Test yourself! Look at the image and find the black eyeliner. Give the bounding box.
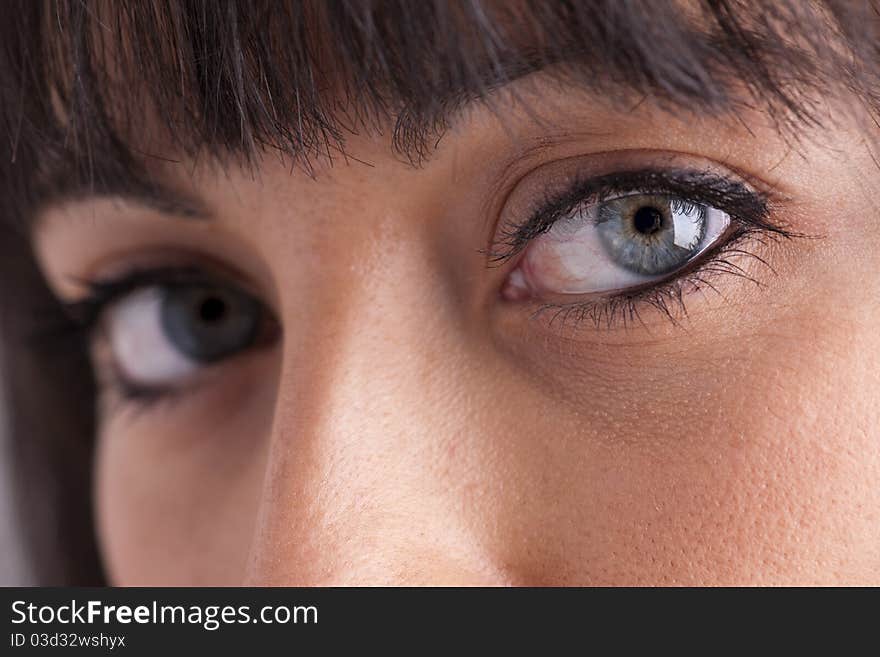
[528,224,783,331]
[490,167,787,263]
[62,266,213,331]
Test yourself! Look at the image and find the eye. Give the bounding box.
[102,281,268,391]
[503,193,730,299]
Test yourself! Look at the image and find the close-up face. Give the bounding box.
[3,0,880,586]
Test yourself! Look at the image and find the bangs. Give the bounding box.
[0,0,878,224]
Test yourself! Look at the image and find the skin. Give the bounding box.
[34,76,880,585]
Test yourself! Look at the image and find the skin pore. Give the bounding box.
[33,72,880,585]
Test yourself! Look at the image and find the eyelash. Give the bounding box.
[64,266,209,333]
[491,168,800,329]
[531,228,781,330]
[63,267,239,406]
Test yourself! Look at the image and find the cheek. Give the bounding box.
[95,321,880,585]
[93,264,880,585]
[485,256,880,584]
[683,320,880,584]
[95,355,276,585]
[482,347,880,585]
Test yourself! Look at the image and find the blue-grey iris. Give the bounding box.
[596,195,707,276]
[159,285,262,363]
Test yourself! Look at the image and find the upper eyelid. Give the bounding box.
[62,266,260,331]
[527,169,771,227]
[488,167,778,264]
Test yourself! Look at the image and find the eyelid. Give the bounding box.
[489,166,781,264]
[522,222,783,332]
[33,201,282,313]
[63,265,271,333]
[489,156,808,331]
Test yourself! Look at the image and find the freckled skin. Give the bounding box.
[36,86,880,585]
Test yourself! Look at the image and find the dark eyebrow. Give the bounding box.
[37,174,211,221]
[377,45,759,163]
[390,57,571,159]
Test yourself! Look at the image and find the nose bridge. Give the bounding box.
[244,225,505,584]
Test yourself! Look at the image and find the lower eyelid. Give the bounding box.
[513,224,783,331]
[507,191,738,297]
[93,336,255,413]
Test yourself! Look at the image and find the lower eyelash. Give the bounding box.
[87,339,188,419]
[528,226,794,331]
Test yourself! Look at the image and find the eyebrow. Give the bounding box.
[390,56,580,158]
[37,174,212,222]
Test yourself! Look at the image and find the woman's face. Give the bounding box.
[34,75,880,585]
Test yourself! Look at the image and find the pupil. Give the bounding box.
[632,206,664,235]
[198,297,226,323]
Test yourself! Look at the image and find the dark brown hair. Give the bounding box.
[1,0,878,584]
